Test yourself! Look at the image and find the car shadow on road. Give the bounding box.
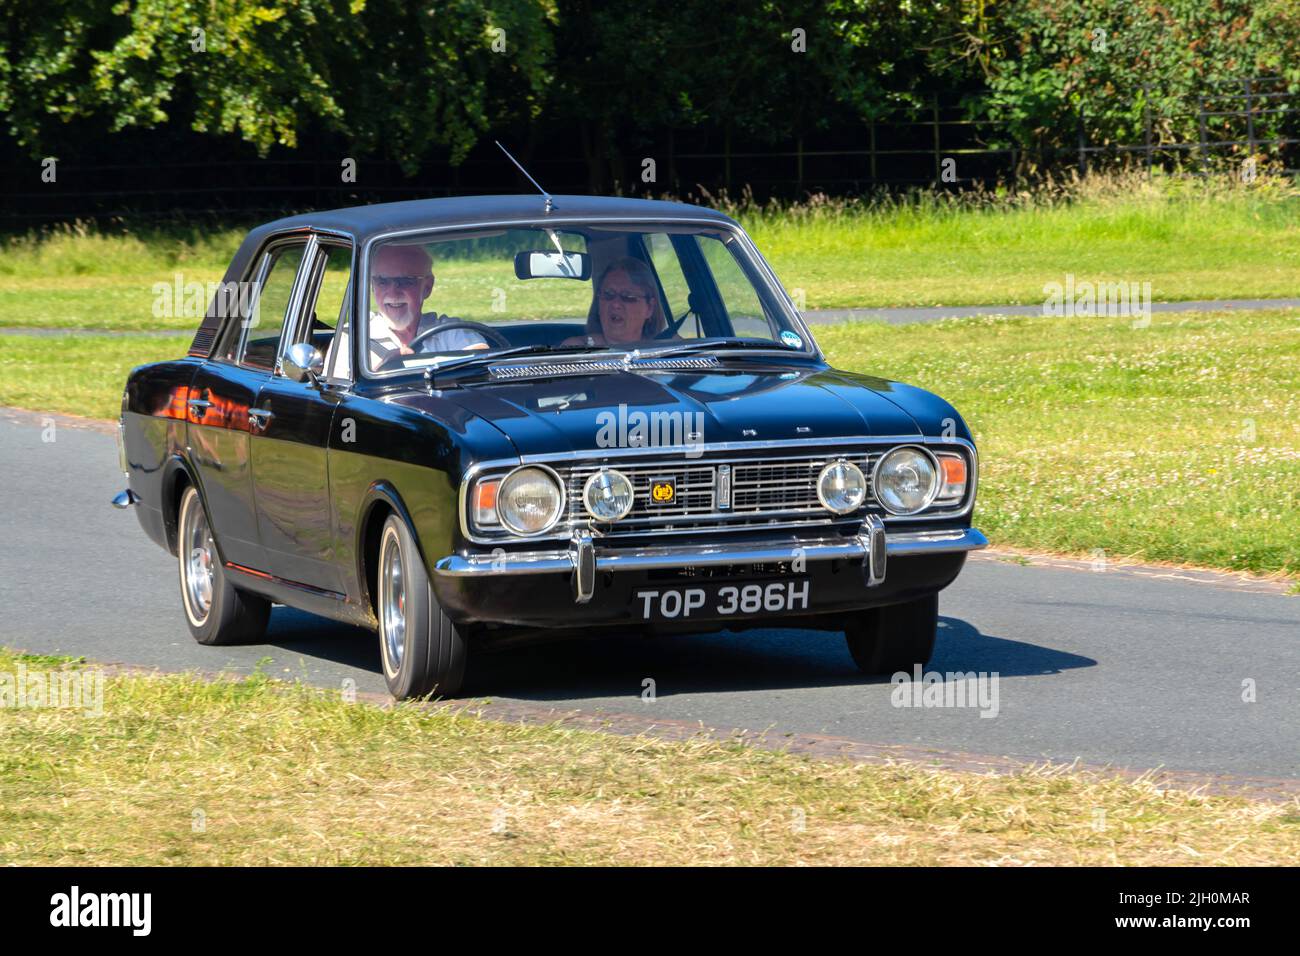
[263,608,381,673]
[464,616,1094,702]
[260,611,1094,702]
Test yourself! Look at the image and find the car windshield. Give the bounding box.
[361,224,807,375]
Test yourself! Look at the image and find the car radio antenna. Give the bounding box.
[495,140,554,214]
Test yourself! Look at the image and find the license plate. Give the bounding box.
[633,580,811,621]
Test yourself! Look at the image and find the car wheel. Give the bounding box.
[845,594,938,675]
[377,514,468,699]
[177,484,271,646]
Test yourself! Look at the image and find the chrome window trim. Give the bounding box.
[458,436,978,545]
[233,235,317,375]
[210,241,278,365]
[290,230,356,383]
[357,216,820,381]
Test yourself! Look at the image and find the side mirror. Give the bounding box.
[283,342,324,384]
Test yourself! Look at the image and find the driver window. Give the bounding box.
[302,242,351,378]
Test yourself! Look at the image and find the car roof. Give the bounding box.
[251,194,737,243]
[192,195,741,358]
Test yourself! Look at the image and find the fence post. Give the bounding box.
[1077,105,1087,177]
[1143,83,1153,179]
[932,94,942,183]
[1197,95,1208,175]
[869,119,877,182]
[723,124,732,194]
[796,135,804,195]
[667,127,675,194]
[1244,77,1256,158]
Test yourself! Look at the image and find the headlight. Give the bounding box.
[583,469,634,521]
[817,459,867,514]
[873,446,938,515]
[496,466,564,535]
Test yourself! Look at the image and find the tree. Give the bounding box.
[1,0,555,173]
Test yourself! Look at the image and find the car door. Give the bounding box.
[248,235,352,594]
[187,237,309,571]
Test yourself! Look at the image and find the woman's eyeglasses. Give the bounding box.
[599,290,650,305]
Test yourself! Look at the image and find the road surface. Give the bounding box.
[1,411,1295,784]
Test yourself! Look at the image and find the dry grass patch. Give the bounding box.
[1,651,1296,866]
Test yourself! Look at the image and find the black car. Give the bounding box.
[115,194,986,699]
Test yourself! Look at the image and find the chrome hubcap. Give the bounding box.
[381,538,406,671]
[185,500,215,620]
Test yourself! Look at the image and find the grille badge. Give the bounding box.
[717,465,732,509]
[649,479,676,504]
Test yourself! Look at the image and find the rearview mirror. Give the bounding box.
[283,342,324,384]
[514,250,591,281]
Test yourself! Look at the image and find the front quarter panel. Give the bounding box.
[327,388,518,610]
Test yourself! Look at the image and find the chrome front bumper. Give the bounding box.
[433,525,987,603]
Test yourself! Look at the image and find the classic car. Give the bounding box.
[114,193,987,699]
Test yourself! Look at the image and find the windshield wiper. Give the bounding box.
[627,339,797,361]
[423,344,614,386]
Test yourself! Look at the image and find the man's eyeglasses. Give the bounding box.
[372,274,429,290]
[599,290,650,305]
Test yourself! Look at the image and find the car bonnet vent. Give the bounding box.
[489,355,719,379]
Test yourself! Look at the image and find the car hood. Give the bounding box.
[391,365,932,458]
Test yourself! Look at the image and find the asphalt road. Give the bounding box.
[2,413,1296,782]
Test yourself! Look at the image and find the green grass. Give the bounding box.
[2,307,1296,577]
[818,308,1300,576]
[745,185,1300,309]
[1,648,1294,865]
[0,335,184,420]
[3,173,1298,329]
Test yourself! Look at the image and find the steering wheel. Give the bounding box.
[373,320,513,373]
[408,320,511,351]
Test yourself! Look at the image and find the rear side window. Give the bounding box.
[237,243,306,370]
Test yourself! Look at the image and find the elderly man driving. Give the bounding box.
[367,243,487,369]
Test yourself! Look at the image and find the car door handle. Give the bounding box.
[248,407,275,429]
[187,398,212,417]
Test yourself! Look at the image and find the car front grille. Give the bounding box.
[561,451,884,537]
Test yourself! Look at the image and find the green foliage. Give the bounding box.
[1,0,555,172]
[2,1,1298,186]
[988,0,1300,160]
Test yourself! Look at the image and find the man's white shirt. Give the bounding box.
[366,312,488,368]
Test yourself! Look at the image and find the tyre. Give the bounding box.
[377,514,468,699]
[177,484,271,645]
[845,594,938,675]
